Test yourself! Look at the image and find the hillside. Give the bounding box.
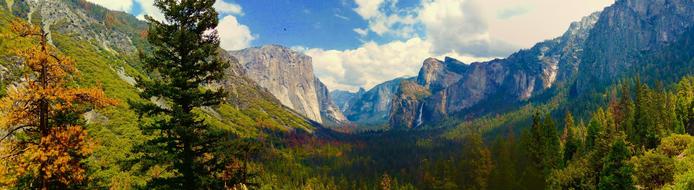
[0,0,317,187]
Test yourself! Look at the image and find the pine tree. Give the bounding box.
[618,81,637,142]
[675,76,693,134]
[130,0,231,188]
[586,116,601,150]
[520,112,552,189]
[597,139,634,190]
[542,114,561,173]
[563,112,579,163]
[634,79,659,149]
[489,135,516,190]
[460,131,493,190]
[0,20,115,189]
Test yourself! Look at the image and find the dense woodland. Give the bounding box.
[0,0,693,190]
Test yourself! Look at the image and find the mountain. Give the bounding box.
[329,89,358,111]
[575,0,694,94]
[228,45,348,125]
[0,0,316,135]
[333,78,408,126]
[383,12,598,128]
[315,78,348,125]
[346,0,694,129]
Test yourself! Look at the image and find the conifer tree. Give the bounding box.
[563,112,579,163]
[460,131,493,190]
[542,114,561,173]
[131,0,231,188]
[0,20,115,189]
[597,139,634,190]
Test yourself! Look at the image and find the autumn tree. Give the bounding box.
[130,0,231,189]
[0,20,115,189]
[379,173,392,190]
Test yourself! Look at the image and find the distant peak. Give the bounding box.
[443,57,465,65]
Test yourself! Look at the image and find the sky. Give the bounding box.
[85,0,615,92]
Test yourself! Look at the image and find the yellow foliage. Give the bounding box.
[0,19,116,188]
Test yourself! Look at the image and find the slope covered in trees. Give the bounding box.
[0,0,692,189]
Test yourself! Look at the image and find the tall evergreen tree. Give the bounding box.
[460,131,493,190]
[597,139,634,190]
[563,112,579,163]
[542,114,561,173]
[675,77,693,134]
[634,78,659,149]
[618,81,637,142]
[131,0,230,189]
[489,135,516,190]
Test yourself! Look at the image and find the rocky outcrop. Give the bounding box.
[228,45,348,125]
[330,90,358,111]
[385,0,694,129]
[228,45,323,122]
[336,78,406,126]
[388,11,602,129]
[25,0,138,54]
[576,0,694,94]
[315,79,348,126]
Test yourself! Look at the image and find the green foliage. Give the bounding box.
[598,139,634,190]
[459,130,493,190]
[632,150,675,189]
[130,0,235,189]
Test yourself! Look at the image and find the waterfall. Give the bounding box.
[415,103,424,127]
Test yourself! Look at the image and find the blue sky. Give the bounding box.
[86,0,614,91]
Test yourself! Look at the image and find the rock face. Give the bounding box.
[332,78,406,126]
[384,0,694,129]
[315,79,348,125]
[576,0,694,94]
[387,12,600,128]
[228,45,347,124]
[24,0,140,54]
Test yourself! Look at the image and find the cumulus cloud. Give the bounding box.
[419,0,517,57]
[353,0,419,38]
[353,0,384,19]
[217,16,255,51]
[85,0,134,12]
[134,0,165,21]
[310,0,614,91]
[134,0,242,21]
[214,0,243,15]
[305,38,493,91]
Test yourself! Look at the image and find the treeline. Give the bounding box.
[435,76,694,189]
[245,76,694,189]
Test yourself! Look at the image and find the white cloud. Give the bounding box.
[353,0,384,19]
[306,38,493,91]
[419,0,517,57]
[217,16,255,51]
[353,0,418,38]
[85,0,134,12]
[134,0,165,21]
[214,0,243,15]
[353,28,368,37]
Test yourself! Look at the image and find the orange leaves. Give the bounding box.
[10,19,41,37]
[0,19,115,188]
[14,126,95,185]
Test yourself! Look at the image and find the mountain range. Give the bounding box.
[2,0,693,132]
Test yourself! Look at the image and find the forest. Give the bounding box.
[0,0,693,189]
